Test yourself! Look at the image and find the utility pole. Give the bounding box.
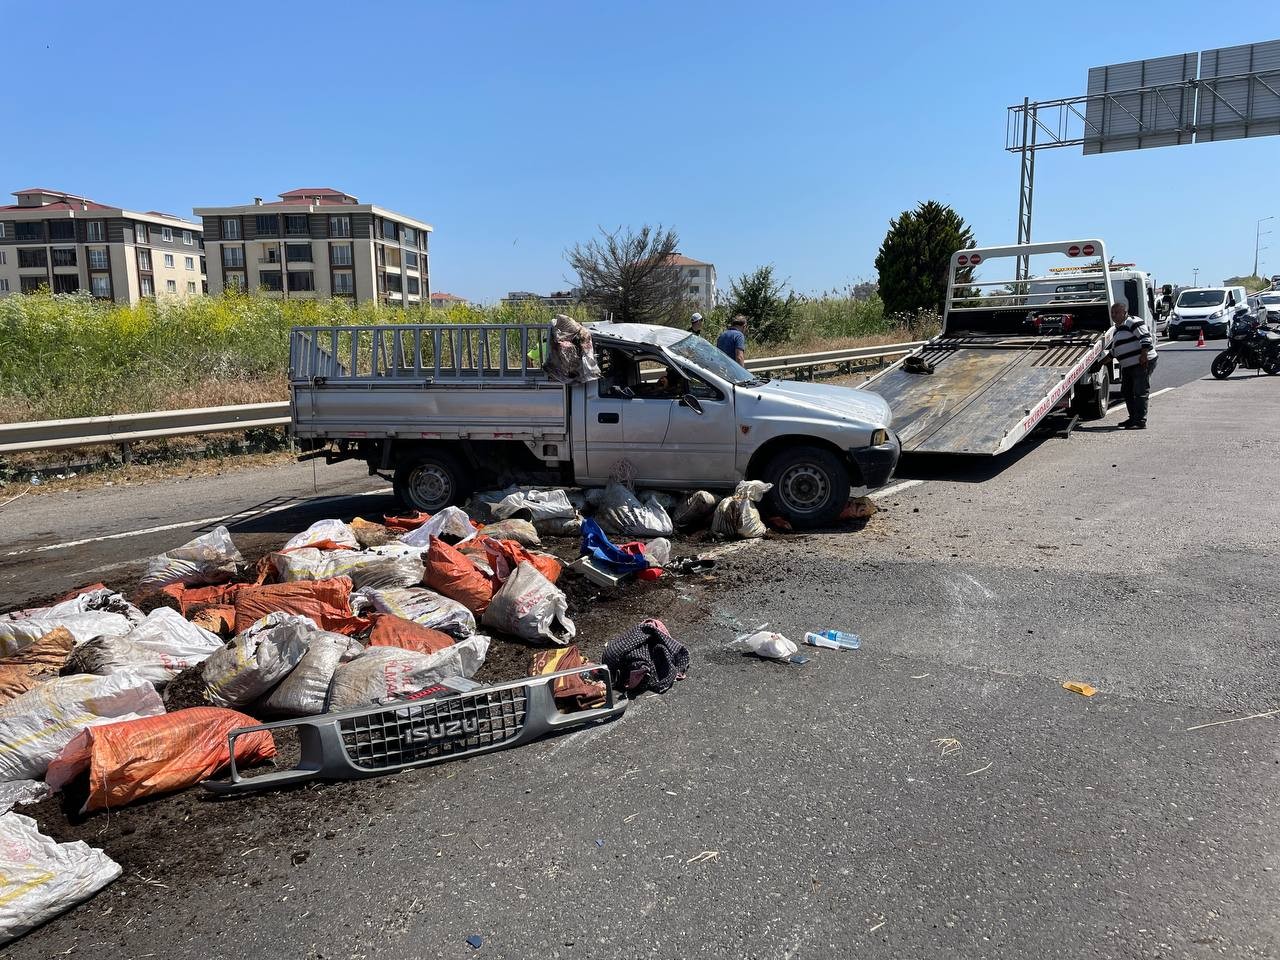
[1255,216,1275,278]
[1193,267,1200,286]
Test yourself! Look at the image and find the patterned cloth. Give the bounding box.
[602,619,689,695]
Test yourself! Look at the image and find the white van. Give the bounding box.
[1168,287,1251,340]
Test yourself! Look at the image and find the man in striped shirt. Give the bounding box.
[1111,302,1158,429]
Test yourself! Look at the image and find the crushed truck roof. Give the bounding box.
[586,322,690,348]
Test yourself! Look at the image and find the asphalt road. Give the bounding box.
[4,341,1279,960]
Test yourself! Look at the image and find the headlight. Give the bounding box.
[870,429,888,446]
[1209,308,1225,319]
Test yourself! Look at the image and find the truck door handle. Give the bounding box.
[597,413,619,424]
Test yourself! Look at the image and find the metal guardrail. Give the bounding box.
[0,341,925,455]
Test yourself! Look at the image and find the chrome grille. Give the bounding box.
[338,686,529,770]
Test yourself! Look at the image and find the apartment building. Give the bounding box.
[195,188,432,305]
[0,188,206,302]
[667,255,716,311]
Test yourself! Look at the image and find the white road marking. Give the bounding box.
[871,479,923,499]
[3,487,389,558]
[1103,385,1175,418]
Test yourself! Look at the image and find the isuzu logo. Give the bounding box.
[406,716,484,743]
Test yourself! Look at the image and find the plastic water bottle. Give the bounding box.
[803,629,861,651]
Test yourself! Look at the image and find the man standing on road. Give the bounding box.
[717,314,747,364]
[689,312,705,337]
[1111,302,1157,430]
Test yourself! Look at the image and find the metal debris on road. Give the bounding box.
[1062,681,1098,697]
[686,850,720,864]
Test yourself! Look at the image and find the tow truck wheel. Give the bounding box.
[393,449,471,513]
[1077,367,1110,420]
[762,445,850,529]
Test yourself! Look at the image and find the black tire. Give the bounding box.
[1076,366,1110,420]
[1264,354,1280,376]
[1168,330,1179,341]
[392,448,472,513]
[762,445,851,529]
[1211,352,1236,380]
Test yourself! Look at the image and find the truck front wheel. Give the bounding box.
[762,445,851,529]
[393,449,472,514]
[1076,366,1110,420]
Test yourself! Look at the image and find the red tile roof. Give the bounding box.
[665,254,710,266]
[430,292,466,302]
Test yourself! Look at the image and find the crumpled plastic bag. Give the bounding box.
[64,608,224,689]
[542,314,602,384]
[354,586,476,639]
[201,613,314,708]
[492,488,577,523]
[41,588,144,624]
[0,611,133,659]
[283,519,360,551]
[482,562,575,645]
[401,506,477,547]
[271,547,425,590]
[737,628,797,660]
[0,812,121,945]
[262,631,364,715]
[535,514,583,537]
[711,481,773,540]
[326,637,490,711]
[673,490,718,530]
[595,482,673,538]
[139,526,243,592]
[0,671,165,782]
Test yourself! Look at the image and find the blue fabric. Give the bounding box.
[716,328,745,358]
[580,518,651,574]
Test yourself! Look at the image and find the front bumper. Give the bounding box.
[849,430,901,489]
[1172,318,1229,337]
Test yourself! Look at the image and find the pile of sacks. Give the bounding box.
[0,509,577,943]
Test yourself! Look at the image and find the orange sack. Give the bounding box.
[190,604,236,638]
[366,613,455,654]
[232,576,369,635]
[424,539,495,614]
[482,537,563,585]
[0,627,75,704]
[161,582,242,616]
[45,706,275,812]
[383,510,432,531]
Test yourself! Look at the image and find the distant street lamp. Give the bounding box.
[1255,216,1275,278]
[1193,267,1200,286]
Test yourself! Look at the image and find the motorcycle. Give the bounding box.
[1211,316,1280,379]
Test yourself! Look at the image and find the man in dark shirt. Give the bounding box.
[716,315,747,364]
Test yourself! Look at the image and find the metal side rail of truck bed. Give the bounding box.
[866,332,1108,455]
[203,665,626,795]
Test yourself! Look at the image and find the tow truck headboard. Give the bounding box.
[943,240,1114,338]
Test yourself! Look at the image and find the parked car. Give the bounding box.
[1168,287,1251,340]
[1257,291,1280,325]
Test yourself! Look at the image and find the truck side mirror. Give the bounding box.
[679,394,704,415]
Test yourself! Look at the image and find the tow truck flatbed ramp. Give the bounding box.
[872,333,1106,455]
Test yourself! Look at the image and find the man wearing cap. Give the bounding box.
[716,314,748,364]
[688,313,705,337]
[1111,301,1157,429]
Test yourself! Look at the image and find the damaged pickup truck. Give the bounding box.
[289,321,899,527]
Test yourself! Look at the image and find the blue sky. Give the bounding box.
[7,1,1277,300]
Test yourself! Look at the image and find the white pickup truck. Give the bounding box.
[289,321,899,527]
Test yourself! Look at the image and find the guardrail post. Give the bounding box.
[120,442,132,464]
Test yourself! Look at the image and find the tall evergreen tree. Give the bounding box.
[874,201,976,317]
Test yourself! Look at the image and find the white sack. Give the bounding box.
[596,483,673,538]
[283,518,360,551]
[401,506,476,547]
[66,607,223,688]
[201,613,314,708]
[138,525,242,591]
[271,548,425,590]
[481,562,575,645]
[262,631,364,716]
[327,636,490,711]
[354,586,476,639]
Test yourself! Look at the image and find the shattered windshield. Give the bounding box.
[668,333,757,385]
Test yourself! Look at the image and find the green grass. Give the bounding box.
[0,291,933,423]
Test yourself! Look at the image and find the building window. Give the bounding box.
[52,248,77,267]
[255,214,279,237]
[332,271,354,295]
[0,223,6,238]
[54,275,79,294]
[688,268,700,278]
[137,248,152,271]
[285,243,312,263]
[375,246,385,267]
[287,270,315,292]
[91,275,111,298]
[405,251,419,269]
[329,215,350,237]
[285,214,309,236]
[0,251,5,264]
[164,253,175,268]
[88,248,109,270]
[16,222,42,241]
[258,270,282,292]
[225,272,245,291]
[386,273,402,294]
[223,217,241,240]
[690,285,699,294]
[160,227,172,242]
[184,256,194,270]
[223,247,244,268]
[18,248,46,268]
[200,256,207,274]
[166,279,177,293]
[20,276,44,293]
[48,221,75,241]
[135,223,149,244]
[86,221,105,242]
[182,230,193,245]
[187,281,197,294]
[407,276,420,295]
[140,275,154,297]
[381,219,397,241]
[402,227,416,245]
[331,244,353,266]
[0,278,8,292]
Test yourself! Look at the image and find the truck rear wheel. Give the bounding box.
[393,449,472,514]
[762,445,850,529]
[1076,366,1110,420]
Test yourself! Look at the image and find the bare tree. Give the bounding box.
[566,224,688,324]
